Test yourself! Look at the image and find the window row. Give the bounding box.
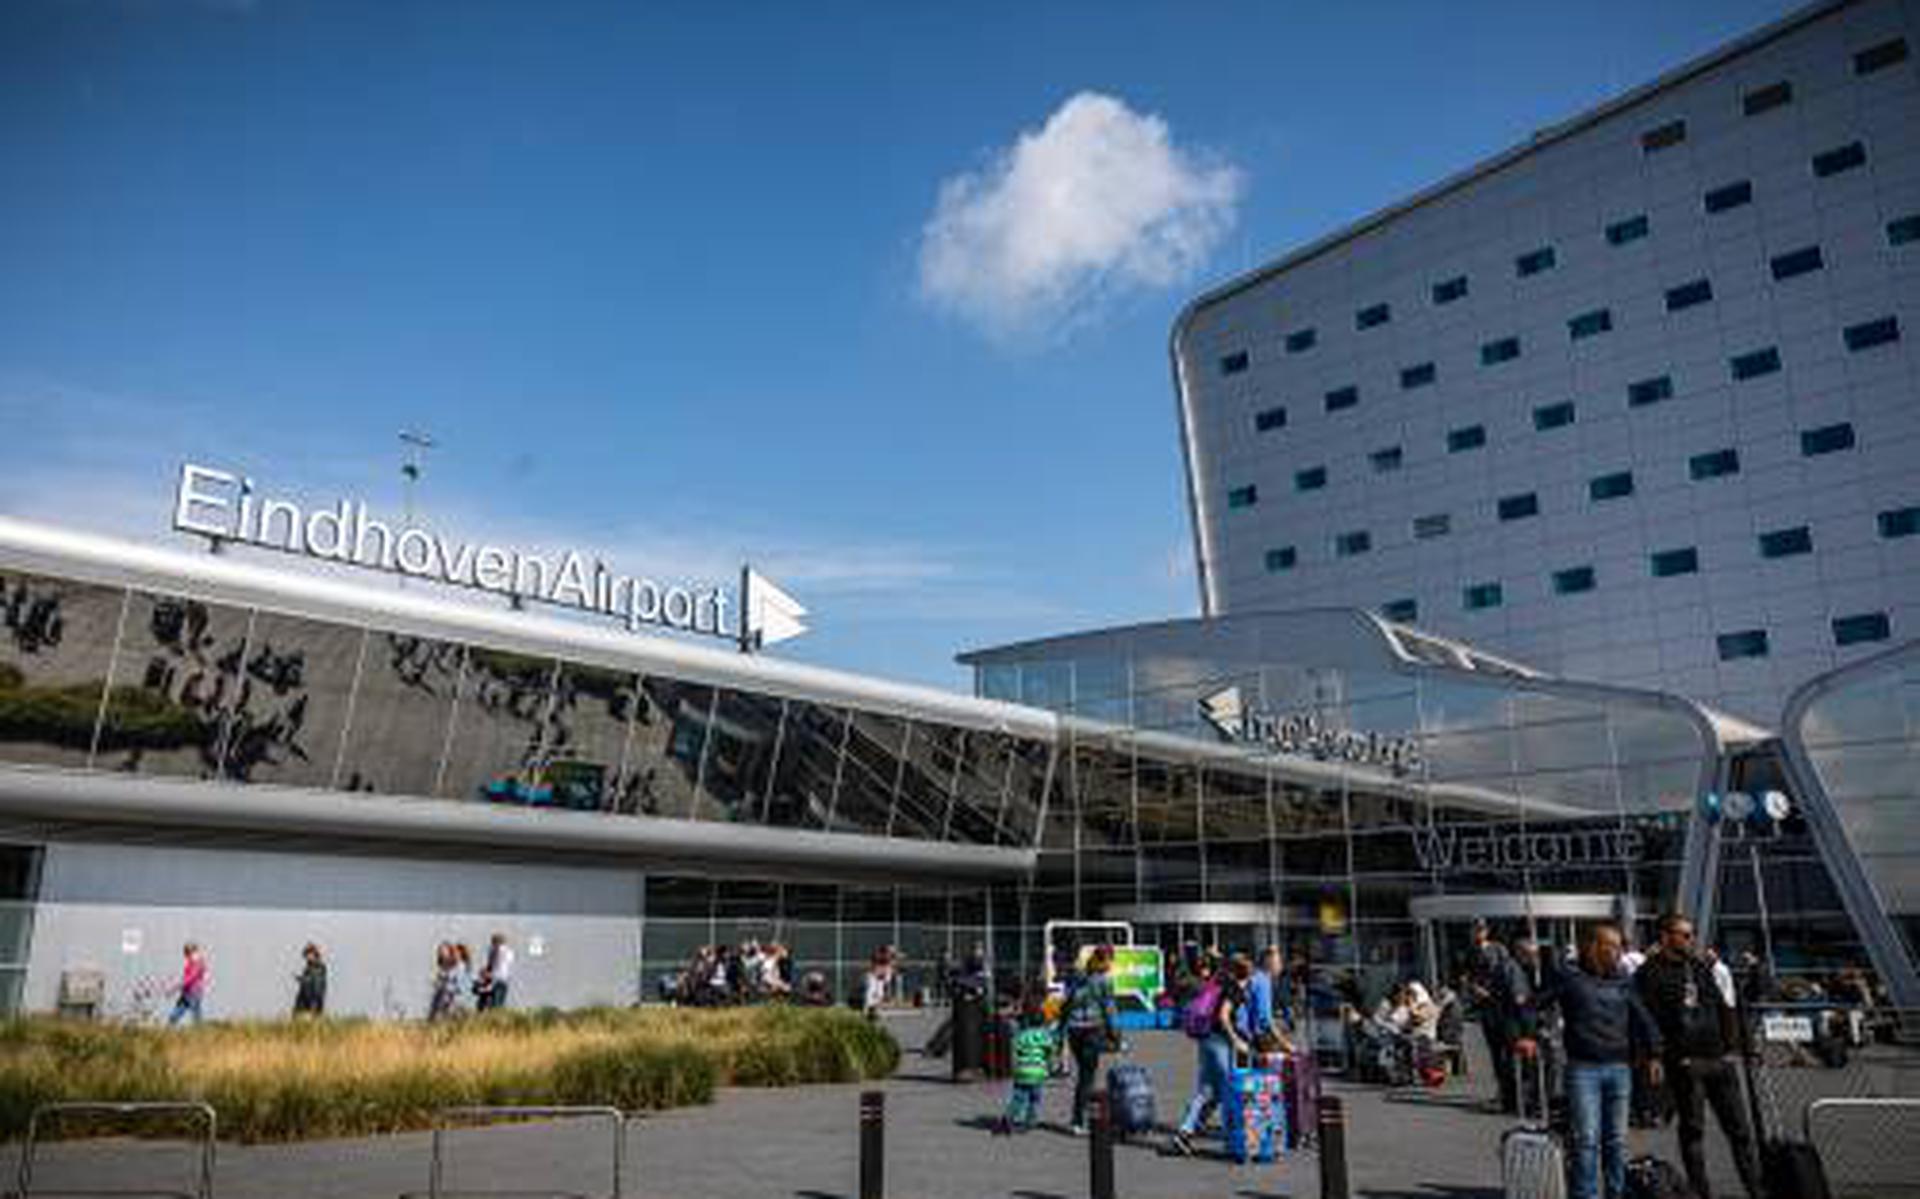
[1234,417,1864,509]
[0,571,1051,847]
[1265,503,1919,575]
[1715,612,1895,661]
[1638,36,1907,155]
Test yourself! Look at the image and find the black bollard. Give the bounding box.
[1318,1095,1349,1199]
[1089,1090,1116,1199]
[859,1089,885,1199]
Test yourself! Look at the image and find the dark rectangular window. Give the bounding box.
[1380,599,1419,623]
[1463,582,1504,611]
[1295,466,1327,492]
[1855,37,1909,75]
[1879,506,1920,539]
[1401,362,1436,389]
[1481,336,1521,365]
[1589,471,1635,501]
[1770,245,1824,280]
[1325,386,1359,413]
[1704,180,1753,213]
[1370,446,1403,473]
[1813,141,1867,178]
[1534,401,1576,431]
[1568,308,1614,340]
[1265,546,1297,572]
[1255,405,1288,432]
[1759,526,1813,558]
[1285,327,1317,353]
[1335,530,1372,558]
[1717,629,1770,661]
[1219,351,1250,376]
[1498,492,1539,521]
[1889,214,1920,247]
[1641,120,1687,153]
[1801,423,1856,456]
[1413,513,1450,540]
[1730,346,1781,380]
[1689,448,1741,480]
[1844,316,1901,352]
[1552,566,1596,595]
[1433,275,1469,305]
[1227,484,1258,510]
[1666,278,1713,311]
[1357,302,1391,330]
[1606,214,1650,246]
[1628,375,1675,407]
[1743,80,1793,115]
[1833,612,1891,647]
[1651,547,1699,578]
[1447,425,1486,453]
[1516,246,1557,277]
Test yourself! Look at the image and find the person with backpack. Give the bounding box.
[1055,944,1119,1135]
[1169,953,1250,1156]
[995,992,1055,1135]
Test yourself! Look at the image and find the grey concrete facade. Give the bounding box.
[1174,0,1920,725]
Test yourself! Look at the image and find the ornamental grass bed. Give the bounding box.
[0,1005,899,1142]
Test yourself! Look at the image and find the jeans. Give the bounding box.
[1666,1055,1760,1199]
[168,991,203,1027]
[1003,1082,1042,1129]
[1566,1061,1630,1199]
[1067,1028,1104,1128]
[1179,1033,1233,1135]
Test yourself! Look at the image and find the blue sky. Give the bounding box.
[0,0,1797,691]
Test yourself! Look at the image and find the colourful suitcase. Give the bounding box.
[1223,1059,1287,1164]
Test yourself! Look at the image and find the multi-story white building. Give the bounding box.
[1172,0,1918,725]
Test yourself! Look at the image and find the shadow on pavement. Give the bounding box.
[1353,1188,1502,1199]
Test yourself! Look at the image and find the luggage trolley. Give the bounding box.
[14,1101,217,1199]
[404,1106,630,1199]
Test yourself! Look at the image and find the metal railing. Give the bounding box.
[1805,1097,1920,1199]
[13,1102,217,1199]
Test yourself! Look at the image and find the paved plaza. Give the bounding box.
[6,1010,1777,1199]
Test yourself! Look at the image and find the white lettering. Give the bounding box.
[663,586,695,628]
[550,551,591,607]
[305,501,352,561]
[515,553,548,599]
[353,506,395,569]
[435,534,475,585]
[173,464,236,538]
[395,527,437,575]
[475,546,512,591]
[257,498,305,553]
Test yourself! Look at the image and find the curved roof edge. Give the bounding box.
[0,516,1057,742]
[1780,636,1920,742]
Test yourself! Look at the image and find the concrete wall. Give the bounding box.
[24,841,644,1019]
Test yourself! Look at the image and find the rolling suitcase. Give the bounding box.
[1282,1047,1321,1150]
[1223,1051,1287,1164]
[1105,1061,1156,1139]
[1740,1045,1833,1199]
[1500,1055,1565,1199]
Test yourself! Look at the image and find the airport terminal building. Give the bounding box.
[0,0,1915,1019]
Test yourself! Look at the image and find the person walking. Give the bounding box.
[292,943,328,1018]
[1172,955,1257,1157]
[1056,944,1119,1136]
[1635,912,1761,1199]
[1529,924,1662,1199]
[860,948,892,1021]
[168,942,208,1027]
[477,933,515,1011]
[1466,921,1534,1114]
[997,994,1054,1134]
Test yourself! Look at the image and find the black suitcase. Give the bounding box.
[1759,1138,1832,1199]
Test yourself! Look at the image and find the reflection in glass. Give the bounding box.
[627,677,714,818]
[948,730,1010,845]
[98,593,252,779]
[892,722,960,840]
[336,632,461,796]
[219,612,362,787]
[697,688,784,822]
[1074,734,1135,849]
[763,700,844,830]
[1135,757,1199,844]
[834,712,905,836]
[0,571,123,770]
[441,649,557,803]
[545,663,640,812]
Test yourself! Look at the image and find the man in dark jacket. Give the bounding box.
[1466,921,1534,1114]
[1530,924,1661,1199]
[1635,913,1760,1199]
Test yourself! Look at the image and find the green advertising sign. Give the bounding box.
[1101,946,1164,1011]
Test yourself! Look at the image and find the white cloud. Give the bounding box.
[918,92,1244,342]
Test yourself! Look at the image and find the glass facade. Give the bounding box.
[1787,643,1920,981]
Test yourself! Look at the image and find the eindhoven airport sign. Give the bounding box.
[172,463,807,649]
[1199,685,1423,775]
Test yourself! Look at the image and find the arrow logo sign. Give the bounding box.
[1197,685,1245,739]
[739,566,809,651]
